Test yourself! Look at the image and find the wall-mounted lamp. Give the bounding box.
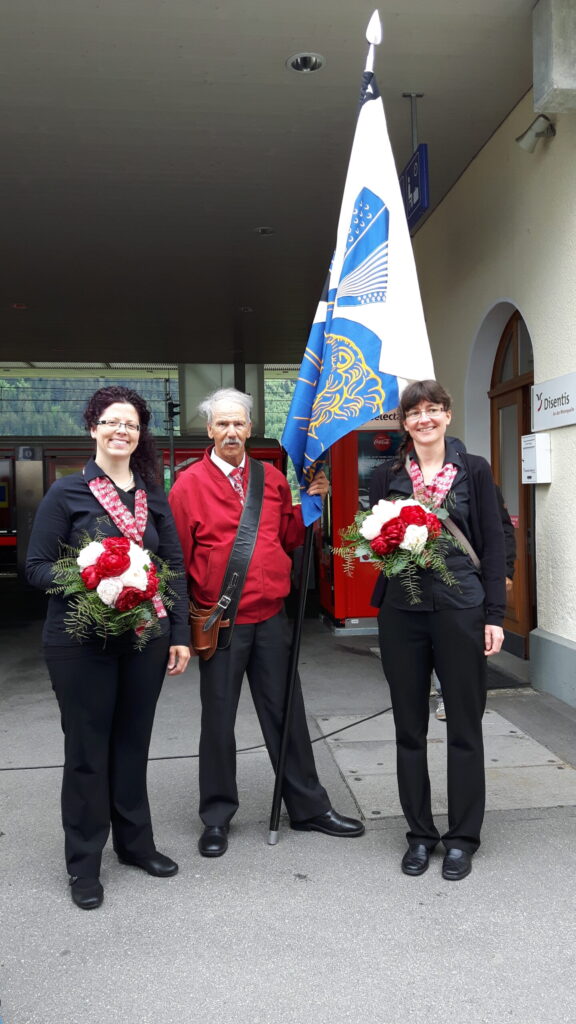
[515,114,556,153]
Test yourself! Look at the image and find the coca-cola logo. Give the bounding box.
[373,432,392,452]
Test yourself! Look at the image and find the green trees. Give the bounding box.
[0,378,168,436]
[0,371,304,501]
[264,377,299,501]
[264,378,296,441]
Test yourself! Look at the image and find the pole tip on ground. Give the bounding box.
[268,830,279,845]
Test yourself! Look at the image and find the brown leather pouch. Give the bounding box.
[189,600,230,661]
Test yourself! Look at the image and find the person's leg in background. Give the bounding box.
[432,670,446,721]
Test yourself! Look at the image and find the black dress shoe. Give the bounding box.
[198,825,229,858]
[290,808,365,837]
[442,848,472,881]
[69,876,103,910]
[401,844,430,876]
[117,851,179,877]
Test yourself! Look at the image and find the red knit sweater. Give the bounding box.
[168,449,304,624]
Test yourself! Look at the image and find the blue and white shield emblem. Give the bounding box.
[336,187,389,307]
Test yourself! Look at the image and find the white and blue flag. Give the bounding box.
[283,53,434,526]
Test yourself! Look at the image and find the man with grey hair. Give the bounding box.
[169,387,364,856]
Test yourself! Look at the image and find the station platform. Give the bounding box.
[2,611,576,1024]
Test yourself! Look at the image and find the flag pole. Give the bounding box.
[268,11,386,846]
[268,522,315,844]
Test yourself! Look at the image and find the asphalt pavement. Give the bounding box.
[2,611,576,1024]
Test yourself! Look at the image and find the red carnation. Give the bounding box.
[370,516,406,555]
[399,504,428,527]
[102,537,131,554]
[96,548,131,578]
[425,513,442,539]
[116,586,147,612]
[143,564,159,600]
[370,535,388,556]
[81,564,102,590]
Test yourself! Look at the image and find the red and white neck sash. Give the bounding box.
[87,475,148,542]
[87,474,167,619]
[408,459,458,509]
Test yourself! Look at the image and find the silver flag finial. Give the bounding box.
[366,10,382,45]
[365,10,382,72]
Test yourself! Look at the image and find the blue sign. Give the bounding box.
[399,143,429,231]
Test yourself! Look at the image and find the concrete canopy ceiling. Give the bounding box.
[0,0,533,367]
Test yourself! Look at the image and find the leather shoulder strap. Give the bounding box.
[443,516,481,570]
[403,455,481,570]
[203,457,266,644]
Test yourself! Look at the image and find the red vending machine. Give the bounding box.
[318,414,403,632]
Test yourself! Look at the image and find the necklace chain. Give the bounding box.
[113,470,134,490]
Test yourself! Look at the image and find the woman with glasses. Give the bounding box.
[369,380,506,881]
[26,386,190,909]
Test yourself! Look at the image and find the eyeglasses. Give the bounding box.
[404,405,445,423]
[97,419,140,433]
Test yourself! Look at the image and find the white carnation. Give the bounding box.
[399,524,428,555]
[396,499,424,510]
[127,544,150,571]
[120,566,149,591]
[359,514,384,541]
[96,577,124,607]
[371,499,400,524]
[77,541,105,568]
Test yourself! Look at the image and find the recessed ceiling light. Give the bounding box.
[286,52,325,74]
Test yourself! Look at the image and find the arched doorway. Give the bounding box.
[489,311,535,657]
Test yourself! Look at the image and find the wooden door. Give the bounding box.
[489,313,535,657]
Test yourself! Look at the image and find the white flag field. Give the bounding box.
[283,20,435,524]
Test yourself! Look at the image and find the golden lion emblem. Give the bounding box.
[307,333,386,442]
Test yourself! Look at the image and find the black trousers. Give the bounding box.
[377,602,487,854]
[44,633,171,877]
[198,610,330,826]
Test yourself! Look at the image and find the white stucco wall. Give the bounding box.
[412,91,576,645]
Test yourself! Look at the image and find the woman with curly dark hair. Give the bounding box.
[26,386,190,909]
[369,380,506,881]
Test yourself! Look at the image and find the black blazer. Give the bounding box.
[368,447,506,626]
[26,458,190,646]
